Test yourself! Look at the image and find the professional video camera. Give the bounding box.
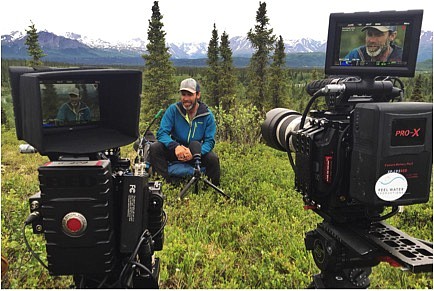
[262,10,433,288]
[9,66,166,288]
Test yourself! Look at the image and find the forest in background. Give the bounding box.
[1,58,433,133]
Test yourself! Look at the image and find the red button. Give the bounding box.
[66,217,82,232]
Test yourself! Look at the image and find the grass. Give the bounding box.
[1,127,433,289]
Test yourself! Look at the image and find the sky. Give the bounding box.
[1,0,433,44]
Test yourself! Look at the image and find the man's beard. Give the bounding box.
[183,99,197,111]
[366,40,389,57]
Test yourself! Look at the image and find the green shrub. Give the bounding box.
[214,104,263,147]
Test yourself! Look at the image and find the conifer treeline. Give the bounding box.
[140,1,291,118]
[139,0,432,125]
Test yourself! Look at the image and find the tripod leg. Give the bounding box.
[179,176,199,199]
[202,178,231,199]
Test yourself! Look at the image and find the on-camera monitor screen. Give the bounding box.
[325,10,423,77]
[40,80,101,128]
[337,22,409,67]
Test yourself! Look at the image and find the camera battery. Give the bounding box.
[350,102,433,206]
[120,174,149,253]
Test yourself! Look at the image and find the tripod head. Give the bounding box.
[189,141,203,172]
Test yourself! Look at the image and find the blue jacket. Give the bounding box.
[157,101,216,155]
[56,102,91,123]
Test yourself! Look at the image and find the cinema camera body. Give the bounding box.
[9,67,165,288]
[262,10,433,288]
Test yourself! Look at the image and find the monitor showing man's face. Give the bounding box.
[40,82,100,128]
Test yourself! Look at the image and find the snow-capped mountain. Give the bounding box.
[284,37,327,53]
[1,29,432,66]
[168,42,208,59]
[57,33,327,58]
[1,30,25,42]
[61,32,148,53]
[1,29,327,58]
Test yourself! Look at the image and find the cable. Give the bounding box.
[96,275,109,288]
[130,261,153,278]
[116,229,159,288]
[115,206,167,287]
[285,132,296,172]
[300,90,324,129]
[370,206,399,222]
[23,213,49,270]
[151,210,167,240]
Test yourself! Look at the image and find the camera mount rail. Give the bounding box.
[305,220,433,288]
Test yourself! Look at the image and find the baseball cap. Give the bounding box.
[179,78,200,93]
[362,25,397,32]
[69,88,80,96]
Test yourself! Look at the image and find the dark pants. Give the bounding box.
[149,141,221,186]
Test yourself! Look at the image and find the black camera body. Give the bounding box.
[262,10,432,287]
[10,67,166,288]
[289,101,432,220]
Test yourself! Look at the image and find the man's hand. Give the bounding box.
[175,145,192,161]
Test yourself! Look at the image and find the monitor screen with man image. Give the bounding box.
[40,81,101,128]
[340,24,406,65]
[325,10,423,77]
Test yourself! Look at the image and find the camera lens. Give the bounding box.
[261,108,302,152]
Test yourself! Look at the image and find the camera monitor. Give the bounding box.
[9,67,142,155]
[325,10,423,77]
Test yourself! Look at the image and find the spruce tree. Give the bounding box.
[268,35,287,109]
[410,74,424,102]
[25,21,45,67]
[142,1,175,118]
[246,1,276,112]
[219,31,237,111]
[206,23,220,108]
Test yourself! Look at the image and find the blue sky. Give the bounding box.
[1,0,432,43]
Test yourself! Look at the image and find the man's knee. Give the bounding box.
[149,142,169,178]
[150,141,165,156]
[203,151,219,167]
[203,151,220,185]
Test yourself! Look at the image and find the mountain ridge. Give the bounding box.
[1,30,432,67]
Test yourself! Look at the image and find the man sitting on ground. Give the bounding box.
[149,78,220,185]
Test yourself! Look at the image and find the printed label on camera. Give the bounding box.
[375,172,408,201]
